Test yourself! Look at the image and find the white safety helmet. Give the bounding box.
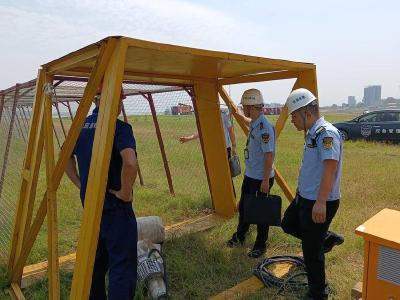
[286,88,317,114]
[240,89,264,106]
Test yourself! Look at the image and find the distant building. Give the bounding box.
[363,85,381,107]
[348,96,356,107]
[171,103,193,115]
[383,97,400,109]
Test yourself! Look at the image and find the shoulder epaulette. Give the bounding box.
[309,126,326,147]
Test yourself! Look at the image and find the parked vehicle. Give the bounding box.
[333,109,400,142]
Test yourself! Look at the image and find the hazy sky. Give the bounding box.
[1,0,399,105]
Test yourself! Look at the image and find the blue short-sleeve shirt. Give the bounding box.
[298,116,343,201]
[73,107,136,210]
[244,113,275,180]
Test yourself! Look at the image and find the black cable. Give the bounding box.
[254,255,308,296]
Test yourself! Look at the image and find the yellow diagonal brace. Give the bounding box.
[10,38,118,283]
[70,38,128,300]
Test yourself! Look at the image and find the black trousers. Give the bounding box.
[281,195,339,299]
[235,175,275,249]
[90,204,137,300]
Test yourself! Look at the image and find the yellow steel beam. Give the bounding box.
[45,46,100,75]
[43,74,60,299]
[8,69,46,272]
[69,39,128,300]
[7,283,26,300]
[124,37,315,71]
[209,276,264,300]
[9,38,118,283]
[57,67,215,85]
[192,81,236,217]
[218,70,299,85]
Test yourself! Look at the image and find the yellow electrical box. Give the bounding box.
[355,209,400,299]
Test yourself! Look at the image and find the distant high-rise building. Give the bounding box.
[363,85,381,107]
[348,96,356,107]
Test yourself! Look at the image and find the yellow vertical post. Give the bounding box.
[192,81,235,217]
[43,73,60,299]
[8,70,46,273]
[9,38,117,284]
[69,39,127,300]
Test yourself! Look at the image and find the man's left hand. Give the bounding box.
[231,146,237,156]
[260,179,270,194]
[312,201,326,223]
[109,189,132,202]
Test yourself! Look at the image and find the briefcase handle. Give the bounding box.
[255,190,270,198]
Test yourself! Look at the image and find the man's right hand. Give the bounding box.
[109,189,132,202]
[179,136,190,143]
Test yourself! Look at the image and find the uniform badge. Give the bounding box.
[261,133,270,143]
[323,137,333,149]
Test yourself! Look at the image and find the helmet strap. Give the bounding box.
[301,107,308,139]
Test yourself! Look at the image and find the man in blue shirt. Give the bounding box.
[281,88,344,300]
[65,87,138,300]
[226,89,275,258]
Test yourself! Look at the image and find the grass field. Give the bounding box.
[1,113,400,299]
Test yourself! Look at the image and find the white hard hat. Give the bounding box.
[240,89,264,106]
[286,88,317,114]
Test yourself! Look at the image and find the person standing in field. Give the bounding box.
[281,88,344,300]
[65,86,138,300]
[226,88,276,258]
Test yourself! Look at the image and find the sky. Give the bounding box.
[0,0,399,106]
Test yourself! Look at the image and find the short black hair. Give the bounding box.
[304,100,319,116]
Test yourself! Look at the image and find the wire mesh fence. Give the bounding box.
[0,83,35,263]
[0,77,229,265]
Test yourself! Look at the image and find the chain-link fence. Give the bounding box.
[0,82,35,263]
[0,77,221,265]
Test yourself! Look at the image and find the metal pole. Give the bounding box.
[146,93,175,195]
[121,103,144,186]
[5,106,22,140]
[52,122,61,148]
[65,101,74,121]
[15,107,26,142]
[20,106,30,132]
[19,106,30,139]
[0,92,5,124]
[54,102,67,138]
[0,84,20,199]
[187,87,214,207]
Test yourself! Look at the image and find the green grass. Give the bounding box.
[1,113,400,299]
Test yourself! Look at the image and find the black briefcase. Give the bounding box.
[243,192,282,226]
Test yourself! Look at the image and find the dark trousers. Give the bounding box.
[89,205,138,300]
[281,195,339,299]
[235,175,275,249]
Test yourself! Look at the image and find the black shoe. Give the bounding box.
[303,289,328,300]
[302,294,328,300]
[324,231,344,253]
[226,233,244,248]
[247,247,266,258]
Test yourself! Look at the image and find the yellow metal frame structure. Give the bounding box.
[6,36,317,299]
